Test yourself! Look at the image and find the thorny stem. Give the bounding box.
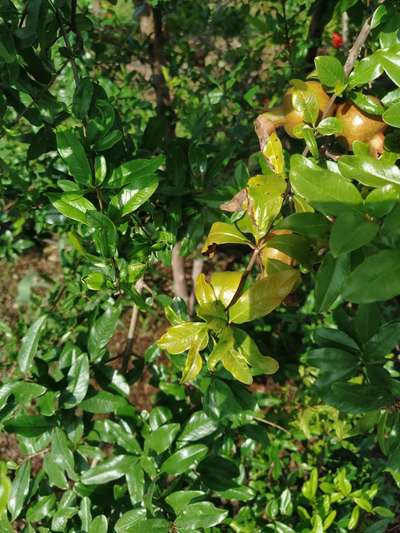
[302,15,372,157]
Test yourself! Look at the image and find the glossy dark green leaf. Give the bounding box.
[52,428,76,479]
[197,456,239,490]
[107,156,165,188]
[350,92,383,116]
[88,515,108,533]
[160,444,208,475]
[290,155,362,216]
[128,519,170,533]
[72,78,94,119]
[148,423,180,454]
[49,193,96,224]
[0,24,15,63]
[126,462,144,505]
[56,129,92,186]
[314,327,360,352]
[62,353,89,408]
[86,211,117,258]
[343,250,400,303]
[4,415,54,437]
[306,348,358,388]
[8,461,30,520]
[277,212,330,237]
[112,174,159,217]
[364,321,400,363]
[383,101,400,127]
[338,144,400,188]
[81,455,135,485]
[316,117,343,136]
[18,315,46,373]
[178,411,218,443]
[328,383,393,413]
[88,305,120,361]
[175,502,228,530]
[115,509,147,533]
[329,212,378,257]
[314,253,350,312]
[80,391,135,417]
[95,129,123,151]
[165,490,205,514]
[26,494,56,522]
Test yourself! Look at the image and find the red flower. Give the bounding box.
[332,32,344,49]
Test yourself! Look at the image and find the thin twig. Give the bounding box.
[227,247,260,309]
[48,0,80,87]
[121,279,144,373]
[302,16,371,157]
[253,416,291,435]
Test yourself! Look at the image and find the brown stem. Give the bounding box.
[121,278,144,373]
[253,416,291,434]
[171,242,189,304]
[227,247,260,309]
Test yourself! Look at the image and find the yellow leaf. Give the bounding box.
[202,222,251,256]
[181,332,207,383]
[228,268,300,324]
[158,322,208,354]
[263,131,284,174]
[194,273,215,306]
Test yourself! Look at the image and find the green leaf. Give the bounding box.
[112,174,159,216]
[266,232,313,267]
[343,250,400,303]
[62,353,90,408]
[56,129,92,186]
[247,173,286,239]
[51,507,77,532]
[364,321,400,363]
[315,56,345,88]
[8,461,31,520]
[280,488,293,516]
[329,212,378,257]
[165,491,205,514]
[126,519,170,533]
[349,54,383,88]
[148,423,180,454]
[379,46,400,87]
[306,348,358,388]
[302,468,318,501]
[383,101,400,127]
[277,212,330,238]
[175,502,228,530]
[160,444,208,475]
[197,456,239,491]
[26,494,56,523]
[371,5,388,29]
[348,505,360,530]
[202,222,251,255]
[208,271,243,308]
[81,455,135,485]
[316,117,343,135]
[88,305,121,361]
[52,428,76,479]
[86,211,117,258]
[95,129,123,151]
[314,253,350,312]
[107,156,165,188]
[0,463,11,517]
[126,462,144,505]
[72,78,94,119]
[365,185,400,218]
[221,348,253,384]
[88,515,108,533]
[18,315,46,373]
[181,330,208,383]
[338,144,400,188]
[0,24,15,63]
[158,322,208,354]
[234,329,279,374]
[328,383,393,413]
[4,415,54,437]
[290,155,362,216]
[81,391,135,416]
[115,509,147,533]
[350,92,384,116]
[229,268,300,324]
[49,193,96,224]
[292,86,319,125]
[178,411,218,443]
[334,469,352,496]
